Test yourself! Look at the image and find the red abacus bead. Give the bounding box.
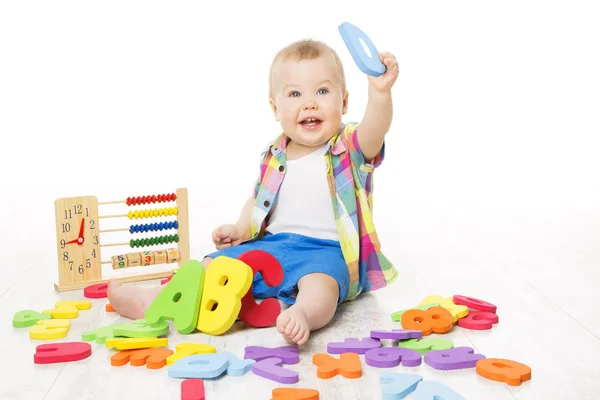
[126,197,132,206]
[151,195,157,203]
[170,193,176,201]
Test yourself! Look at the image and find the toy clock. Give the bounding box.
[53,188,190,292]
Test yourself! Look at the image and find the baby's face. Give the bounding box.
[270,55,348,148]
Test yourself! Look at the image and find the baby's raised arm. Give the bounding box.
[357,51,399,162]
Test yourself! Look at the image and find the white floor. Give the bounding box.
[2,205,600,400]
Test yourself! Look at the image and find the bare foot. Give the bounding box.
[106,279,163,320]
[276,305,311,346]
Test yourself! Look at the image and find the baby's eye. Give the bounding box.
[318,88,328,95]
[288,91,301,97]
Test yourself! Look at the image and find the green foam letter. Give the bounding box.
[144,259,205,334]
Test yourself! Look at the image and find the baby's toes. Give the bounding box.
[284,319,297,336]
[289,321,301,339]
[276,312,290,334]
[291,325,305,343]
[296,329,310,346]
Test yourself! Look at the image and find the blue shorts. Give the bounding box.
[204,232,350,305]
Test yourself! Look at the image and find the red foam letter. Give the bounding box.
[34,342,92,364]
[237,250,284,327]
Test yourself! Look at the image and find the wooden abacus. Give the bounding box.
[54,187,190,292]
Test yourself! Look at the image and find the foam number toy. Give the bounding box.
[391,303,440,322]
[196,256,253,335]
[419,295,468,322]
[398,338,454,355]
[380,372,423,400]
[327,337,381,354]
[181,379,205,400]
[111,348,174,369]
[105,337,167,350]
[272,388,320,400]
[237,250,284,327]
[457,311,499,330]
[84,283,108,298]
[169,353,229,379]
[244,345,300,364]
[453,295,497,313]
[412,381,464,400]
[34,342,92,364]
[144,259,205,334]
[13,310,51,328]
[252,358,299,384]
[424,347,485,370]
[401,306,454,335]
[42,300,92,319]
[82,322,129,344]
[364,347,422,368]
[222,352,255,376]
[338,22,386,76]
[476,358,532,386]
[167,343,217,366]
[30,319,70,340]
[312,353,362,379]
[113,319,170,338]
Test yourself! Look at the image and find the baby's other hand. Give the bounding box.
[212,224,243,250]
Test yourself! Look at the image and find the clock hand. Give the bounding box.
[65,219,85,245]
[77,218,85,241]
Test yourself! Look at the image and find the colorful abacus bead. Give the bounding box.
[112,255,128,269]
[165,248,180,264]
[129,234,179,248]
[141,251,155,266]
[126,193,177,206]
[127,207,178,220]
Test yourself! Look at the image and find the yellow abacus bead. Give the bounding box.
[144,210,150,218]
[134,210,140,219]
[128,211,133,220]
[153,209,159,217]
[167,208,173,216]
[158,209,164,216]
[173,207,178,215]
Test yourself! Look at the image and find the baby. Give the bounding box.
[108,38,399,345]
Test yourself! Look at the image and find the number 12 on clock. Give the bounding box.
[54,196,102,288]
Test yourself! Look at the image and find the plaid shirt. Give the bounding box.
[248,122,397,300]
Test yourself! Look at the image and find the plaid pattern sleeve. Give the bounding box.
[337,122,397,297]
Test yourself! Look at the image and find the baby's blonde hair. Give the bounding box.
[269,39,347,98]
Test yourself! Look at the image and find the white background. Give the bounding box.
[1,0,599,273]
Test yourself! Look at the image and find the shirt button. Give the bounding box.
[264,200,270,207]
[278,166,285,172]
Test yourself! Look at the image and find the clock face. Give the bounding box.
[55,196,102,286]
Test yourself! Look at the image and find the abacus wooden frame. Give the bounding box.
[53,188,190,292]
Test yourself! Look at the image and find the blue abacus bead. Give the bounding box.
[174,221,179,229]
[338,22,386,77]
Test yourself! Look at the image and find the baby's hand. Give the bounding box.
[212,224,244,250]
[368,51,399,93]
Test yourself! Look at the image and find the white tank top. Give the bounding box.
[266,143,339,241]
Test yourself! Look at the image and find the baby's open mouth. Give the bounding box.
[300,118,322,127]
